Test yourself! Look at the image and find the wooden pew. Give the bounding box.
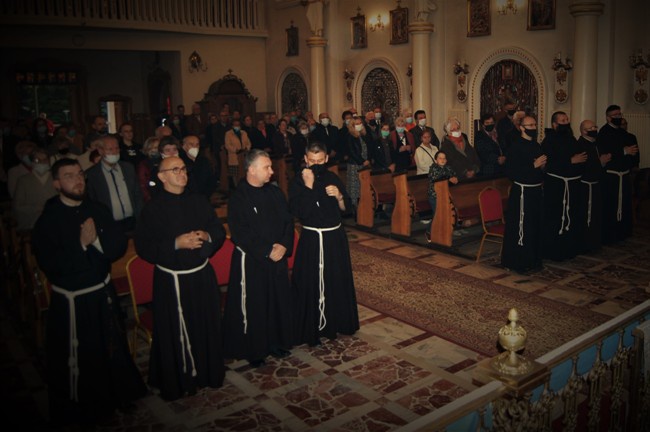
[429,175,511,246]
[391,171,430,237]
[272,156,290,197]
[357,167,396,228]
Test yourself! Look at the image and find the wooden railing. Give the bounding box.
[0,0,267,36]
[398,300,650,431]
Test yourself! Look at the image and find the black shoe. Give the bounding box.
[248,359,266,368]
[270,348,291,358]
[424,231,431,243]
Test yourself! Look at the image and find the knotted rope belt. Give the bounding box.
[301,223,342,331]
[580,180,599,227]
[51,273,111,402]
[546,173,581,234]
[513,182,543,246]
[236,246,248,334]
[606,170,630,221]
[156,259,209,378]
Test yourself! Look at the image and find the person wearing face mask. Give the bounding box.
[169,114,186,141]
[13,149,57,231]
[369,124,395,172]
[412,110,440,148]
[475,113,505,177]
[7,140,36,199]
[312,112,340,162]
[501,116,547,274]
[540,111,586,261]
[137,136,161,203]
[496,102,518,153]
[337,110,354,162]
[288,142,358,347]
[225,119,252,190]
[243,115,266,151]
[575,120,609,253]
[596,105,640,244]
[440,117,481,180]
[345,117,372,209]
[389,117,416,172]
[290,120,312,173]
[86,135,142,233]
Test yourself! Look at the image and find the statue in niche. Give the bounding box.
[415,0,437,22]
[303,0,325,37]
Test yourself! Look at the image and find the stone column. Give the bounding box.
[307,36,328,115]
[569,1,604,124]
[409,20,434,116]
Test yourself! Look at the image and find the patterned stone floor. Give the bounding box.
[2,216,649,430]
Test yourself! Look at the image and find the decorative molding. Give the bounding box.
[275,66,310,114]
[207,71,258,101]
[354,58,407,117]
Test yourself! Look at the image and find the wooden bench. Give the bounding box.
[357,167,396,227]
[271,156,290,197]
[391,171,430,237]
[430,176,511,246]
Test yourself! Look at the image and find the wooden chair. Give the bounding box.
[209,238,235,286]
[287,228,300,271]
[125,255,155,358]
[476,186,506,262]
[23,241,50,348]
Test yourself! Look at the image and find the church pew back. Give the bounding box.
[391,171,429,237]
[357,167,395,228]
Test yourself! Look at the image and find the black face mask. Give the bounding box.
[507,109,516,116]
[484,124,495,132]
[58,148,70,155]
[556,123,573,135]
[309,164,327,176]
[587,130,598,138]
[610,117,623,127]
[524,128,538,140]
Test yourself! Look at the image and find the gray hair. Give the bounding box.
[443,117,461,134]
[245,149,270,172]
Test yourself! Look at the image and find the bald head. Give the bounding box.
[580,120,598,139]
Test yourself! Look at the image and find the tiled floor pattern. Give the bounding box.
[3,220,650,430]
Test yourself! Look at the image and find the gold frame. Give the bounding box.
[351,14,367,49]
[467,0,490,37]
[527,0,556,31]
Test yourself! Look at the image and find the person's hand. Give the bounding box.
[599,153,612,166]
[388,163,396,173]
[80,218,97,248]
[176,231,205,250]
[624,145,639,155]
[466,170,475,178]
[534,155,547,168]
[301,168,315,189]
[449,177,459,184]
[399,146,409,152]
[571,152,588,164]
[269,243,287,262]
[498,156,506,165]
[194,230,210,242]
[325,185,343,201]
[362,160,371,167]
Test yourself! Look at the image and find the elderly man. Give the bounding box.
[184,103,206,139]
[439,117,481,180]
[33,158,146,426]
[13,148,57,231]
[312,112,340,161]
[135,156,227,401]
[223,149,295,367]
[7,140,36,198]
[86,135,142,232]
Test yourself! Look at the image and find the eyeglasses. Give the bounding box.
[159,166,187,175]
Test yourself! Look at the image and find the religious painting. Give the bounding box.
[528,0,556,31]
[351,13,367,49]
[390,5,408,45]
[467,0,490,37]
[286,23,299,56]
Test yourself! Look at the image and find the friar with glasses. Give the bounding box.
[135,156,227,401]
[289,142,359,347]
[32,158,146,427]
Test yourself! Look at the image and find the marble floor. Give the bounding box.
[2,217,650,430]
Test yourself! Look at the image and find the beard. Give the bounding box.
[60,188,86,202]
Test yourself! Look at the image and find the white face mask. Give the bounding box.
[354,124,364,132]
[188,147,199,158]
[450,131,462,138]
[418,118,427,127]
[300,128,309,136]
[320,118,330,127]
[104,154,120,164]
[374,112,382,119]
[32,163,50,175]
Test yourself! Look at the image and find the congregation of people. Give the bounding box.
[0,98,640,428]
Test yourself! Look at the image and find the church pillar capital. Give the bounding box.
[306,36,327,48]
[408,21,434,35]
[569,1,604,17]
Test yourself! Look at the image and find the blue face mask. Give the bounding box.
[233,126,241,132]
[396,127,405,133]
[291,116,297,123]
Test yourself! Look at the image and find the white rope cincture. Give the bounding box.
[235,246,248,334]
[301,224,342,331]
[51,273,110,402]
[156,259,209,377]
[580,180,599,227]
[606,170,630,222]
[546,173,581,234]
[514,182,543,246]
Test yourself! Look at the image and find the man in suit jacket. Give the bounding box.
[86,135,143,233]
[184,103,207,141]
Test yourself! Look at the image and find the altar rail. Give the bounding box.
[398,299,650,431]
[0,0,267,36]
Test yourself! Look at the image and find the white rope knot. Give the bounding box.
[606,170,629,222]
[156,259,209,379]
[514,182,542,246]
[581,180,598,228]
[547,173,581,235]
[236,246,248,334]
[302,224,341,331]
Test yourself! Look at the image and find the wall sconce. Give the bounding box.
[497,0,517,15]
[453,61,469,75]
[188,51,207,73]
[629,49,649,105]
[368,14,385,31]
[453,61,469,103]
[344,68,355,102]
[406,63,413,100]
[551,52,572,104]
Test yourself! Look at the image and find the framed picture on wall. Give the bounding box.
[467,0,490,37]
[286,23,299,56]
[351,12,367,49]
[390,5,409,45]
[528,0,556,31]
